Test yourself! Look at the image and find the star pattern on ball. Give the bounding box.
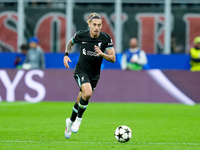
[125,128,130,134]
[124,127,131,142]
[116,126,123,140]
[117,132,123,140]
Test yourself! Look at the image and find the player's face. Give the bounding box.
[89,19,102,38]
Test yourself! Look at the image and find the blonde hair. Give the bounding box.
[87,13,102,24]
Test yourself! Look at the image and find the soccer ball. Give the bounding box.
[114,125,132,143]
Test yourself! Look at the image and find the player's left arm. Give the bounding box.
[94,46,116,63]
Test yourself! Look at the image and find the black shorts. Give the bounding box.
[74,73,99,92]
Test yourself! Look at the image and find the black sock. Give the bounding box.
[70,102,78,122]
[77,97,89,118]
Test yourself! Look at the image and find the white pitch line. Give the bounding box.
[0,140,116,144]
[0,140,200,146]
[139,142,200,146]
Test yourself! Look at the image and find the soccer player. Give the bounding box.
[63,13,116,139]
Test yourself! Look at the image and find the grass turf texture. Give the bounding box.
[0,102,200,150]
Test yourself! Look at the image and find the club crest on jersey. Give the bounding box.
[98,42,102,49]
[83,48,86,55]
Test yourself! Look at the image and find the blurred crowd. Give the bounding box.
[0,0,65,8]
[1,1,200,8]
[14,37,45,70]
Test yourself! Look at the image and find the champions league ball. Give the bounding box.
[114,125,132,143]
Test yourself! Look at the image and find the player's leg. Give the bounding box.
[72,83,92,133]
[65,92,83,139]
[70,92,82,122]
[78,83,92,117]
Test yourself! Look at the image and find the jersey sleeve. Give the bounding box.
[105,35,114,49]
[71,31,82,44]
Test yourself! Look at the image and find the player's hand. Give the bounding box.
[63,56,72,69]
[94,45,103,56]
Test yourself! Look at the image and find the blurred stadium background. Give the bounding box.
[0,0,200,104]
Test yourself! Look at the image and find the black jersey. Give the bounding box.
[72,30,113,79]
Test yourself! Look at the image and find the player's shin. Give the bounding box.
[77,97,88,118]
[70,102,78,122]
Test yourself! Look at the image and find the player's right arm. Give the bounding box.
[63,39,74,69]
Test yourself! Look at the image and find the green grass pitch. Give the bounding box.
[0,102,200,150]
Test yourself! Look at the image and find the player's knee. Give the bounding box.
[83,91,92,100]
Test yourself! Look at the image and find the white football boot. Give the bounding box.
[71,117,82,133]
[64,118,73,139]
